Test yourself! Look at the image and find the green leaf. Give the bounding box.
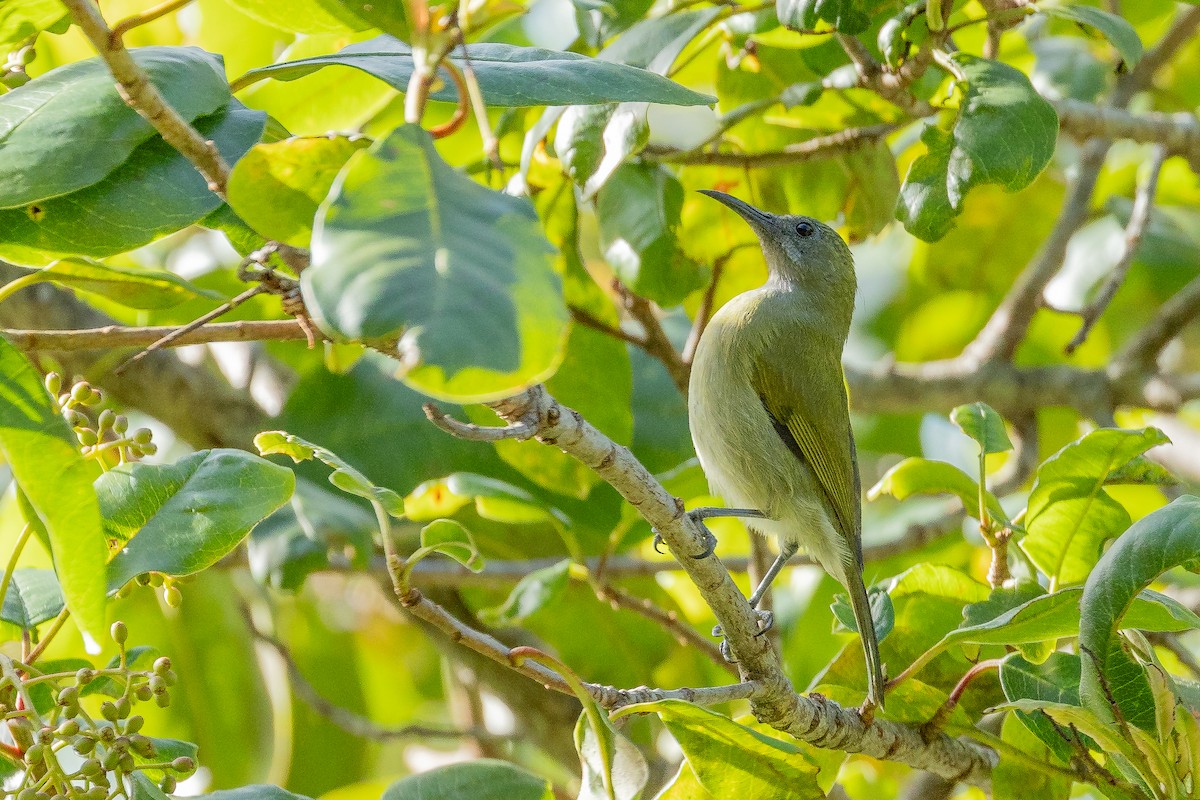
[0,339,106,650]
[596,163,707,307]
[776,0,868,33]
[222,0,371,34]
[999,652,1082,762]
[993,713,1072,800]
[1080,495,1200,732]
[304,124,568,402]
[1022,427,1170,587]
[227,135,371,247]
[233,37,715,106]
[0,569,64,628]
[897,55,1058,241]
[201,788,315,800]
[867,457,1009,525]
[381,759,553,800]
[1040,4,1143,67]
[961,581,1046,628]
[0,47,231,209]
[130,773,172,800]
[21,258,221,310]
[101,449,295,591]
[614,700,824,799]
[479,559,571,626]
[255,430,404,515]
[575,710,650,800]
[419,519,482,572]
[831,585,894,643]
[0,0,65,49]
[0,101,266,265]
[950,402,1012,455]
[599,7,724,72]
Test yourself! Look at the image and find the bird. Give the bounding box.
[686,189,884,714]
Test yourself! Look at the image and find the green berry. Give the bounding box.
[119,753,134,772]
[155,692,170,708]
[25,743,44,763]
[74,736,96,755]
[160,776,177,793]
[80,758,103,777]
[70,382,92,404]
[148,675,167,694]
[148,572,165,587]
[100,749,120,771]
[132,428,153,446]
[164,670,178,687]
[36,726,53,744]
[110,621,128,645]
[84,789,107,800]
[152,657,172,675]
[77,429,98,447]
[76,668,96,685]
[45,372,62,395]
[101,701,119,722]
[171,756,195,774]
[163,584,182,607]
[57,719,80,737]
[98,409,115,431]
[98,726,116,743]
[125,715,144,734]
[113,415,129,435]
[58,685,80,704]
[135,684,153,702]
[114,696,131,719]
[111,735,129,752]
[130,734,154,758]
[139,442,159,457]
[17,788,37,800]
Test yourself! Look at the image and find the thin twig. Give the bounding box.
[645,123,901,168]
[0,319,312,351]
[108,0,195,44]
[593,581,735,673]
[429,61,471,140]
[423,402,537,441]
[569,306,647,347]
[1113,274,1200,376]
[615,283,690,395]
[683,249,740,365]
[61,0,231,196]
[1066,146,1168,355]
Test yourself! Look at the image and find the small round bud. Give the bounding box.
[164,670,178,687]
[75,668,96,685]
[112,735,130,752]
[148,674,167,694]
[119,752,134,772]
[152,656,172,675]
[70,382,92,404]
[160,775,177,794]
[17,787,37,800]
[163,584,182,607]
[45,372,62,395]
[113,415,129,434]
[135,684,153,702]
[80,757,103,777]
[101,701,119,722]
[125,715,144,734]
[98,409,115,431]
[58,685,80,704]
[114,696,131,719]
[58,393,72,408]
[171,756,196,774]
[98,726,116,743]
[77,429,98,447]
[85,789,107,800]
[155,692,170,708]
[130,734,155,757]
[24,742,44,763]
[65,409,88,428]
[135,573,152,586]
[139,442,159,457]
[56,719,80,737]
[132,428,153,446]
[110,621,128,645]
[100,749,120,771]
[36,726,53,744]
[74,736,96,755]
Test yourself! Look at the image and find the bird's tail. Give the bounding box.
[847,572,885,711]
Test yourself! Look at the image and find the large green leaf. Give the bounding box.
[0,339,106,649]
[382,760,553,800]
[599,7,724,71]
[232,37,715,106]
[0,0,65,49]
[0,101,266,266]
[867,457,1009,524]
[0,47,231,209]
[0,568,64,628]
[304,124,568,402]
[596,163,707,307]
[613,700,824,800]
[14,258,221,310]
[226,135,371,247]
[999,652,1082,762]
[222,0,370,33]
[202,788,314,800]
[1079,495,1200,733]
[101,449,295,591]
[1022,428,1169,587]
[993,713,1072,800]
[1040,4,1143,67]
[776,0,867,33]
[896,55,1058,241]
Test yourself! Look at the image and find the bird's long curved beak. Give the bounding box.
[699,190,773,227]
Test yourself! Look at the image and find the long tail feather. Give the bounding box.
[846,572,885,710]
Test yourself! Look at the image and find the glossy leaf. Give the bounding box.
[776,0,868,33]
[0,102,266,265]
[950,402,1012,455]
[305,124,568,402]
[1079,495,1200,732]
[233,37,715,106]
[0,568,63,628]
[600,7,724,71]
[1040,4,1143,67]
[222,0,371,34]
[227,135,371,247]
[418,519,482,572]
[0,339,106,650]
[255,430,403,515]
[0,0,64,49]
[867,457,1009,525]
[381,759,553,800]
[479,559,571,626]
[999,652,1082,762]
[1023,427,1169,587]
[992,713,1072,800]
[613,700,824,799]
[575,707,649,800]
[831,585,894,643]
[0,47,230,208]
[101,449,295,591]
[897,55,1058,241]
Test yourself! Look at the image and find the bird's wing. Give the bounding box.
[751,343,862,548]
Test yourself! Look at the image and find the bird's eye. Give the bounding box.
[795,221,815,237]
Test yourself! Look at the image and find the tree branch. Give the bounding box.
[615,284,690,395]
[60,0,232,196]
[644,124,901,168]
[1054,100,1200,165]
[431,385,996,787]
[1112,274,1200,377]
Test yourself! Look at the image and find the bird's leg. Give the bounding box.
[652,507,766,559]
[712,539,798,661]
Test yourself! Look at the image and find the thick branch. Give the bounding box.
[0,320,311,351]
[60,0,231,196]
[1054,100,1200,164]
[441,386,995,786]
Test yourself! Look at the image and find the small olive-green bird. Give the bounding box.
[688,190,884,712]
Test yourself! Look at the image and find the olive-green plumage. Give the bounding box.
[689,190,884,711]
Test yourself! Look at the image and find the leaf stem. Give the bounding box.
[0,272,47,306]
[108,0,195,43]
[0,525,34,616]
[25,608,70,665]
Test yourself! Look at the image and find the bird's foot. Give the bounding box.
[654,514,718,559]
[858,697,877,725]
[711,609,774,662]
